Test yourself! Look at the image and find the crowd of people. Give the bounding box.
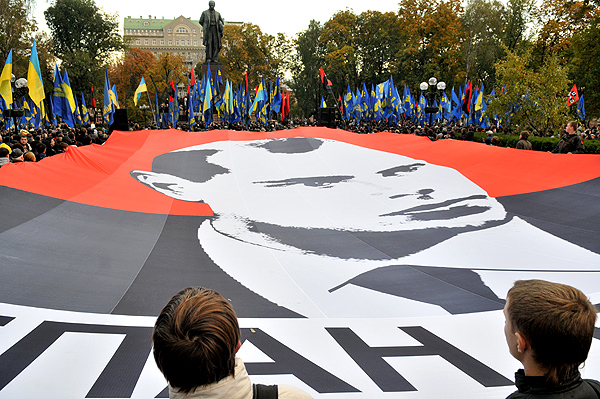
[0,124,111,165]
[0,116,597,166]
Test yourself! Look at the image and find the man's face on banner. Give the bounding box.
[132,138,506,243]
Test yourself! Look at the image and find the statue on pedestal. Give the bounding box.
[199,1,224,63]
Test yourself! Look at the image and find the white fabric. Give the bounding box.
[169,358,312,399]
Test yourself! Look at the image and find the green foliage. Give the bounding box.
[45,0,124,94]
[486,48,571,135]
[0,0,36,68]
[289,20,325,118]
[220,23,283,89]
[567,15,600,120]
[503,0,535,51]
[461,0,507,88]
[473,131,600,153]
[393,0,465,89]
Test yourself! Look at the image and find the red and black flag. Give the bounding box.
[462,80,473,114]
[169,78,176,103]
[319,66,333,90]
[567,83,579,106]
[90,85,96,108]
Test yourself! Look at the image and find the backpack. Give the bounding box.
[252,383,278,399]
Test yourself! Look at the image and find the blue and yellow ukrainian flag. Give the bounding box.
[134,77,147,106]
[0,49,13,106]
[27,40,45,107]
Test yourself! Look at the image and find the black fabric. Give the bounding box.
[253,383,278,399]
[497,177,600,254]
[331,265,504,314]
[112,215,302,318]
[507,369,600,398]
[0,192,300,318]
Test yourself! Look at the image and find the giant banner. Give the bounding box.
[1,128,599,398]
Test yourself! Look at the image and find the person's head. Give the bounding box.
[208,0,215,9]
[566,121,578,134]
[153,287,240,394]
[0,147,9,158]
[23,151,36,162]
[10,148,23,162]
[504,280,597,386]
[519,131,529,140]
[19,135,28,146]
[131,139,507,255]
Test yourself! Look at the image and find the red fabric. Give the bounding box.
[567,84,579,106]
[91,85,96,108]
[462,81,472,113]
[169,78,175,102]
[1,128,598,216]
[320,67,325,84]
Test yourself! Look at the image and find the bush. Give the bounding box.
[472,132,600,153]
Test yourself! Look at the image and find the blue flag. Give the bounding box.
[578,95,586,121]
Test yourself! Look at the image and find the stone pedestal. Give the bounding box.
[200,61,224,93]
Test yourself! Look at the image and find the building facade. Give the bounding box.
[123,16,205,68]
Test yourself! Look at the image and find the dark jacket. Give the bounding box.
[552,133,585,154]
[507,369,600,399]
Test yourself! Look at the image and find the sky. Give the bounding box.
[33,0,402,38]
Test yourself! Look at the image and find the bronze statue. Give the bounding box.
[199,1,224,62]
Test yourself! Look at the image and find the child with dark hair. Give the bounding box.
[153,287,312,399]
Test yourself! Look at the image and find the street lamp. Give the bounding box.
[420,77,446,125]
[139,104,150,126]
[2,75,28,129]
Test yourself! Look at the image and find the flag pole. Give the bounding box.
[146,89,156,124]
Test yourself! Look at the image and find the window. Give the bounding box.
[153,39,156,45]
[161,40,165,45]
[187,40,190,45]
[136,39,140,44]
[192,29,196,33]
[145,39,148,45]
[144,22,148,26]
[168,40,172,45]
[176,27,188,34]
[176,40,179,45]
[168,28,172,33]
[194,40,198,46]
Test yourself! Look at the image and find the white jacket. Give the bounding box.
[169,358,312,399]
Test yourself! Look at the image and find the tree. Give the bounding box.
[220,23,282,89]
[145,53,187,105]
[393,0,464,89]
[503,0,535,51]
[460,0,507,88]
[568,13,600,120]
[45,0,124,94]
[356,11,401,86]
[289,20,326,118]
[320,10,360,95]
[0,0,36,71]
[109,48,158,123]
[531,0,598,66]
[486,48,571,135]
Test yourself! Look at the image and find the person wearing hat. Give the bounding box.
[10,148,24,163]
[0,135,12,155]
